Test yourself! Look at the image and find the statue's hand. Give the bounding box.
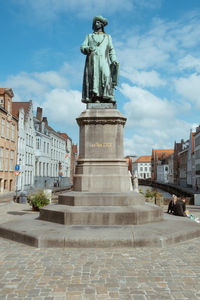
[112,61,118,66]
[88,47,95,54]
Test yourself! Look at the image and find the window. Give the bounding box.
[7,101,10,113]
[10,150,14,171]
[145,167,147,171]
[140,167,143,171]
[5,149,8,171]
[0,147,3,170]
[11,124,15,140]
[6,122,10,139]
[47,143,49,154]
[43,142,46,153]
[36,138,40,149]
[0,96,4,107]
[1,118,5,137]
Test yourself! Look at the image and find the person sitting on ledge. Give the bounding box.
[173,196,186,217]
[167,194,177,214]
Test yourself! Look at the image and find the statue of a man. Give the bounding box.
[80,16,119,104]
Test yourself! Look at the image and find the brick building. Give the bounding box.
[151,149,174,181]
[0,88,18,193]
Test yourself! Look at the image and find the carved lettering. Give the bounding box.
[91,142,112,148]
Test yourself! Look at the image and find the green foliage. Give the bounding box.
[139,189,143,194]
[27,191,50,211]
[144,189,162,199]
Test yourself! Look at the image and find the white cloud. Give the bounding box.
[124,135,155,156]
[177,55,200,72]
[121,83,175,128]
[118,14,200,89]
[120,83,192,155]
[1,69,68,101]
[0,65,84,130]
[121,69,166,88]
[13,0,162,22]
[42,88,84,125]
[174,73,200,107]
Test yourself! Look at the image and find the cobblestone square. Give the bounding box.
[0,203,200,299]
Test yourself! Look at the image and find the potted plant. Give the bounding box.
[27,191,50,211]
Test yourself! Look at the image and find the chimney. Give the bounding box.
[42,117,48,126]
[36,107,42,121]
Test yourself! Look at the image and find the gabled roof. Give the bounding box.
[152,149,174,160]
[12,101,30,119]
[135,155,151,163]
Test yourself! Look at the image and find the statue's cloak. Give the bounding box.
[81,33,117,102]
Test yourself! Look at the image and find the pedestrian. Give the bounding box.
[173,196,186,217]
[167,194,177,214]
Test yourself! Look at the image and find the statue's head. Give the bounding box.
[92,16,108,32]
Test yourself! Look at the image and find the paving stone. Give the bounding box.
[0,202,200,299]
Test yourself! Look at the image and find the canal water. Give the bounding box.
[139,185,172,199]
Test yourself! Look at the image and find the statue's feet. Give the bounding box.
[82,99,90,104]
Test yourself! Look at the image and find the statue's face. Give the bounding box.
[94,20,103,31]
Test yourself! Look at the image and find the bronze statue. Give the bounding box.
[80,16,119,104]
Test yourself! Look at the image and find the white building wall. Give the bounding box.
[49,131,66,179]
[194,130,200,188]
[16,102,36,192]
[132,162,151,179]
[157,164,169,183]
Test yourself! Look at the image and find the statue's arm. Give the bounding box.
[108,35,117,63]
[80,35,90,55]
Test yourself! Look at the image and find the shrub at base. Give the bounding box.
[27,191,50,211]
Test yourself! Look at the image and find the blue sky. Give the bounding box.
[1,0,200,155]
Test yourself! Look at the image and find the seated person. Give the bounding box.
[173,197,186,216]
[167,194,177,214]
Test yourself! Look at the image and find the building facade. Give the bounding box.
[179,140,189,187]
[151,149,174,181]
[12,101,36,192]
[194,126,200,189]
[0,88,18,193]
[157,163,169,183]
[133,156,151,179]
[167,153,174,184]
[187,131,195,188]
[34,107,71,189]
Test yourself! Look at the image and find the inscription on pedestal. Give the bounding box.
[87,103,116,109]
[91,142,112,148]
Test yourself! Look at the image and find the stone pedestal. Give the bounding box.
[40,107,163,226]
[73,109,130,192]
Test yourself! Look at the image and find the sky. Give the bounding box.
[1,0,200,156]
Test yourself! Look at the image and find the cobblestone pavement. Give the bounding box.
[0,203,200,300]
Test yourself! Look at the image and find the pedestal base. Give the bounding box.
[39,191,163,225]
